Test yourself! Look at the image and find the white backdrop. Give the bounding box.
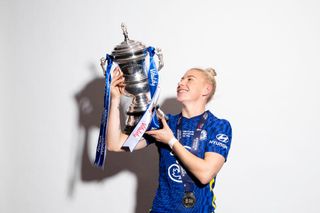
[1,0,320,212]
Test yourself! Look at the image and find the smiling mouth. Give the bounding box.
[177,88,189,93]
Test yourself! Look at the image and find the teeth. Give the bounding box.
[177,89,188,92]
[177,87,188,92]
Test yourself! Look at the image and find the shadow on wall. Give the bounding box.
[69,68,182,213]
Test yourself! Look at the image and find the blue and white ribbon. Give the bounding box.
[147,46,161,130]
[94,54,113,168]
[122,46,161,151]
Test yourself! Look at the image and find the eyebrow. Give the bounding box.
[181,75,197,79]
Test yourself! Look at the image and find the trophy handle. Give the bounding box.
[155,48,164,71]
[100,57,106,76]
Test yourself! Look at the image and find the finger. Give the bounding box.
[119,87,126,95]
[113,66,121,72]
[111,67,120,77]
[111,80,124,88]
[145,130,152,134]
[112,68,124,79]
[116,81,126,88]
[111,77,123,86]
[119,80,126,87]
[160,116,169,128]
[111,77,125,87]
[112,71,123,80]
[146,130,157,135]
[118,84,126,90]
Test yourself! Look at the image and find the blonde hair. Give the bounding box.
[190,67,217,102]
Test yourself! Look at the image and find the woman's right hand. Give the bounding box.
[110,67,126,102]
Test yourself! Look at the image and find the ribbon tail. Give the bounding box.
[94,109,107,167]
[93,54,113,168]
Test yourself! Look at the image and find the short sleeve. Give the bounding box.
[205,119,232,161]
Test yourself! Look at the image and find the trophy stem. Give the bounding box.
[128,93,150,115]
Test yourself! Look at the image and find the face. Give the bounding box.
[176,69,211,103]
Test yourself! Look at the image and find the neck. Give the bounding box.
[181,102,206,118]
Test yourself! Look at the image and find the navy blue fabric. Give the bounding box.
[150,111,232,212]
[94,54,113,168]
[177,112,208,194]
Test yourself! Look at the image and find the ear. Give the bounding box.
[202,83,213,97]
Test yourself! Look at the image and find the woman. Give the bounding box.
[107,67,232,212]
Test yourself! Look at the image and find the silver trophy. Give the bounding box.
[101,23,164,134]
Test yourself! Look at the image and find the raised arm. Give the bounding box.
[106,67,147,152]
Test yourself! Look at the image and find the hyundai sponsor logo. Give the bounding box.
[216,134,229,143]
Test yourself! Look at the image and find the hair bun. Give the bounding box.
[205,67,217,77]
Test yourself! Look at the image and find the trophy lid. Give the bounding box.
[111,23,147,64]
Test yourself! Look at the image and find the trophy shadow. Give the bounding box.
[70,69,182,213]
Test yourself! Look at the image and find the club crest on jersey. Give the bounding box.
[200,130,207,141]
[168,164,182,183]
[216,133,229,143]
[168,146,191,183]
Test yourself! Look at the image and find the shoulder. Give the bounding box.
[206,111,232,134]
[204,111,233,161]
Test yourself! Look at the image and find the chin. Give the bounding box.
[176,95,186,103]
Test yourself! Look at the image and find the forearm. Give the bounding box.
[106,99,128,152]
[171,140,224,185]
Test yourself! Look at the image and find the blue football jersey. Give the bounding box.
[150,111,232,213]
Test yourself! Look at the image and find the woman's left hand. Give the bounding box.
[146,117,174,144]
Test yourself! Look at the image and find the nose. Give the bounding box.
[178,79,185,87]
